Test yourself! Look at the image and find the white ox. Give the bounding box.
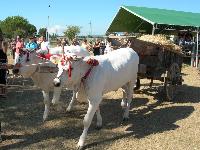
[53,48,139,149]
[13,46,90,121]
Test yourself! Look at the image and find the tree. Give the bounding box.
[0,16,37,39]
[49,33,58,40]
[63,25,81,41]
[38,28,47,37]
[0,28,3,41]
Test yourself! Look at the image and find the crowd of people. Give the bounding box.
[0,36,117,93]
[55,37,114,56]
[7,36,115,62]
[176,31,195,47]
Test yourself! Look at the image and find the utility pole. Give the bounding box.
[47,15,50,41]
[89,21,92,36]
[46,3,51,41]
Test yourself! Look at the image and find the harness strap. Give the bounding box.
[81,58,99,82]
[81,66,93,81]
[68,61,72,78]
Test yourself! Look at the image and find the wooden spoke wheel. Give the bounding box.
[164,63,181,101]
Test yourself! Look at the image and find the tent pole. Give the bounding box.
[196,27,199,68]
[152,24,155,35]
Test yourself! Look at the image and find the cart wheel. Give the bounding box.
[164,63,181,101]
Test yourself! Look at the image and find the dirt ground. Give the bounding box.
[0,64,200,150]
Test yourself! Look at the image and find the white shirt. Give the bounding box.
[41,41,49,51]
[104,43,113,54]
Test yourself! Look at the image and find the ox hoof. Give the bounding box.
[54,104,63,112]
[66,107,72,112]
[123,117,129,122]
[77,145,84,150]
[43,115,48,122]
[95,125,102,130]
[0,135,2,142]
[121,100,127,108]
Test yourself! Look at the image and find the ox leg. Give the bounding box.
[52,86,62,105]
[77,101,99,149]
[123,82,133,121]
[96,106,102,130]
[121,85,128,108]
[66,90,77,112]
[42,91,50,121]
[52,86,63,111]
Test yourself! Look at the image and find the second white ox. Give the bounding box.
[53,48,139,149]
[13,46,90,121]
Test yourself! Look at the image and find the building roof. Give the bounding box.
[107,6,200,33]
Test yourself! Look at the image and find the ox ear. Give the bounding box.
[50,55,61,64]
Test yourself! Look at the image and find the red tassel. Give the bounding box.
[68,62,72,78]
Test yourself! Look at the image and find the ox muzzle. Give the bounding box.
[53,77,61,87]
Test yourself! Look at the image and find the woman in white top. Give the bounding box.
[104,41,113,54]
[81,39,91,52]
[40,36,49,53]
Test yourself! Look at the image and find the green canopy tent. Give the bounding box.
[107,6,200,68]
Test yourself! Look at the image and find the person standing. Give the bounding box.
[0,41,8,142]
[71,38,79,46]
[26,37,38,51]
[0,41,8,97]
[93,39,101,56]
[10,38,16,59]
[81,39,91,52]
[40,36,49,53]
[15,37,24,64]
[104,41,113,54]
[100,41,106,55]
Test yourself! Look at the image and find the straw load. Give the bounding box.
[137,34,182,53]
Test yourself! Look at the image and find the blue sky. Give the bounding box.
[0,0,200,35]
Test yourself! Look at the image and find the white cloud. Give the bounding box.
[48,25,66,35]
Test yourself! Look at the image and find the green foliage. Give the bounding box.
[0,16,37,39]
[63,25,81,41]
[50,33,58,40]
[0,27,3,41]
[38,28,47,37]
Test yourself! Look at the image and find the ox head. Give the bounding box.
[51,54,84,87]
[12,49,41,78]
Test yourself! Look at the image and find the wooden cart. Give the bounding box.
[110,36,184,101]
[131,38,184,101]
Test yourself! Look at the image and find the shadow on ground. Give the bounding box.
[0,77,198,149]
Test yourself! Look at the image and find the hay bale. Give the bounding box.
[137,34,182,53]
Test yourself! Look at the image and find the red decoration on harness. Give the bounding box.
[37,53,53,60]
[86,58,99,66]
[82,58,99,81]
[60,56,73,78]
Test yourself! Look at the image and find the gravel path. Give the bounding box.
[0,65,200,150]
